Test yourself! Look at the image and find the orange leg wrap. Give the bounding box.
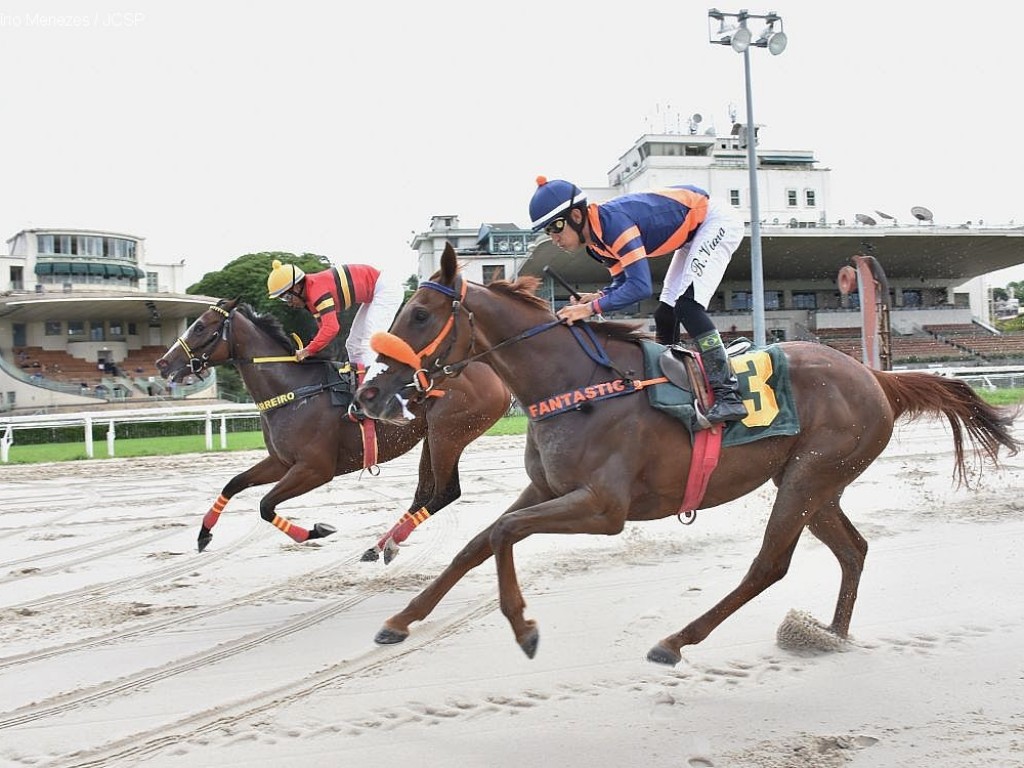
[378,506,430,549]
[272,514,309,543]
[202,494,229,530]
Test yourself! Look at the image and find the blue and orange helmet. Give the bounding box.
[529,176,586,232]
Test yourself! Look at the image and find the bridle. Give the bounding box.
[172,302,300,378]
[374,276,618,398]
[173,303,234,377]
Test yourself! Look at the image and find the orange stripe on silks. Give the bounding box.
[272,516,291,534]
[361,419,378,468]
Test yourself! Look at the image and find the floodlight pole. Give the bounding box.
[708,8,786,348]
[742,47,766,347]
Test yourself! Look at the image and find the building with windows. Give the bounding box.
[0,227,217,412]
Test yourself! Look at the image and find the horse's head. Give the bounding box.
[356,244,470,423]
[156,298,239,383]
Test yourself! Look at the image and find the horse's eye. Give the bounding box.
[412,307,429,323]
[194,323,205,334]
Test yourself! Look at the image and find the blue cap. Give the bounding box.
[529,176,586,232]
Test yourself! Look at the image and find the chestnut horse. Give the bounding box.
[155,298,510,559]
[355,243,1020,665]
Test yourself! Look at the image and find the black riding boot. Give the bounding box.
[697,332,748,424]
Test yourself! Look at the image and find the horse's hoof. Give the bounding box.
[518,625,539,659]
[360,546,380,562]
[646,643,681,666]
[375,626,409,645]
[382,539,401,565]
[309,523,337,540]
[197,530,212,553]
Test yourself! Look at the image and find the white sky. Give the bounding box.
[2,1,1023,287]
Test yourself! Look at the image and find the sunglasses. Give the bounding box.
[544,218,567,236]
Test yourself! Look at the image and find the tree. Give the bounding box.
[404,273,419,302]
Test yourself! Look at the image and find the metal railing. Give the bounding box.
[0,403,261,463]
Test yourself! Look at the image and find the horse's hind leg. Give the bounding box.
[647,479,843,666]
[806,501,868,637]
[258,463,337,544]
[197,455,288,552]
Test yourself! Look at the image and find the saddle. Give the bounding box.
[653,338,754,432]
[324,361,364,414]
[641,338,797,517]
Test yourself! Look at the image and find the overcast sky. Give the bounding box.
[2,1,1023,287]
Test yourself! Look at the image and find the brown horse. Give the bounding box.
[155,298,511,559]
[355,242,1021,665]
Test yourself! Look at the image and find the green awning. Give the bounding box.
[120,265,145,279]
[70,262,89,275]
[104,264,121,277]
[87,263,108,276]
[34,262,54,275]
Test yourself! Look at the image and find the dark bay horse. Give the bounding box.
[155,298,511,558]
[354,242,1021,665]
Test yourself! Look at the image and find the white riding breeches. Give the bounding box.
[658,199,744,309]
[347,269,404,367]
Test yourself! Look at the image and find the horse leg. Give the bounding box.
[806,501,868,637]
[375,482,549,645]
[258,464,337,544]
[197,455,288,552]
[362,440,444,563]
[487,488,627,658]
[647,480,841,666]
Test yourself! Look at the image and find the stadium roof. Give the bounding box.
[521,226,1024,286]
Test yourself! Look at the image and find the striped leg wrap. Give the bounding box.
[378,506,430,549]
[202,494,229,530]
[272,515,309,543]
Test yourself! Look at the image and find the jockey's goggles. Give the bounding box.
[544,218,567,236]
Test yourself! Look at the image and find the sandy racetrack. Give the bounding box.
[0,418,1022,767]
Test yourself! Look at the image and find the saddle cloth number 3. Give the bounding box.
[731,351,780,428]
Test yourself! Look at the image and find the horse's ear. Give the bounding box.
[221,297,240,310]
[441,242,458,285]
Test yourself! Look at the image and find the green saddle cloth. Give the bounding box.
[640,339,801,446]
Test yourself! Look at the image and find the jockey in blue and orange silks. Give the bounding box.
[529,176,747,425]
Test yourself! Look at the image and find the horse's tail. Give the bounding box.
[873,370,1021,486]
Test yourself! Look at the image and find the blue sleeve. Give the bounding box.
[597,259,653,313]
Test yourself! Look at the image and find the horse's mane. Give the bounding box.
[235,302,296,352]
[486,276,654,344]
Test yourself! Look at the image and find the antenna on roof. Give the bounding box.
[911,205,934,223]
[855,213,877,226]
[688,113,703,134]
[874,210,895,221]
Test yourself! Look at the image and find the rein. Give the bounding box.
[371,279,637,402]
